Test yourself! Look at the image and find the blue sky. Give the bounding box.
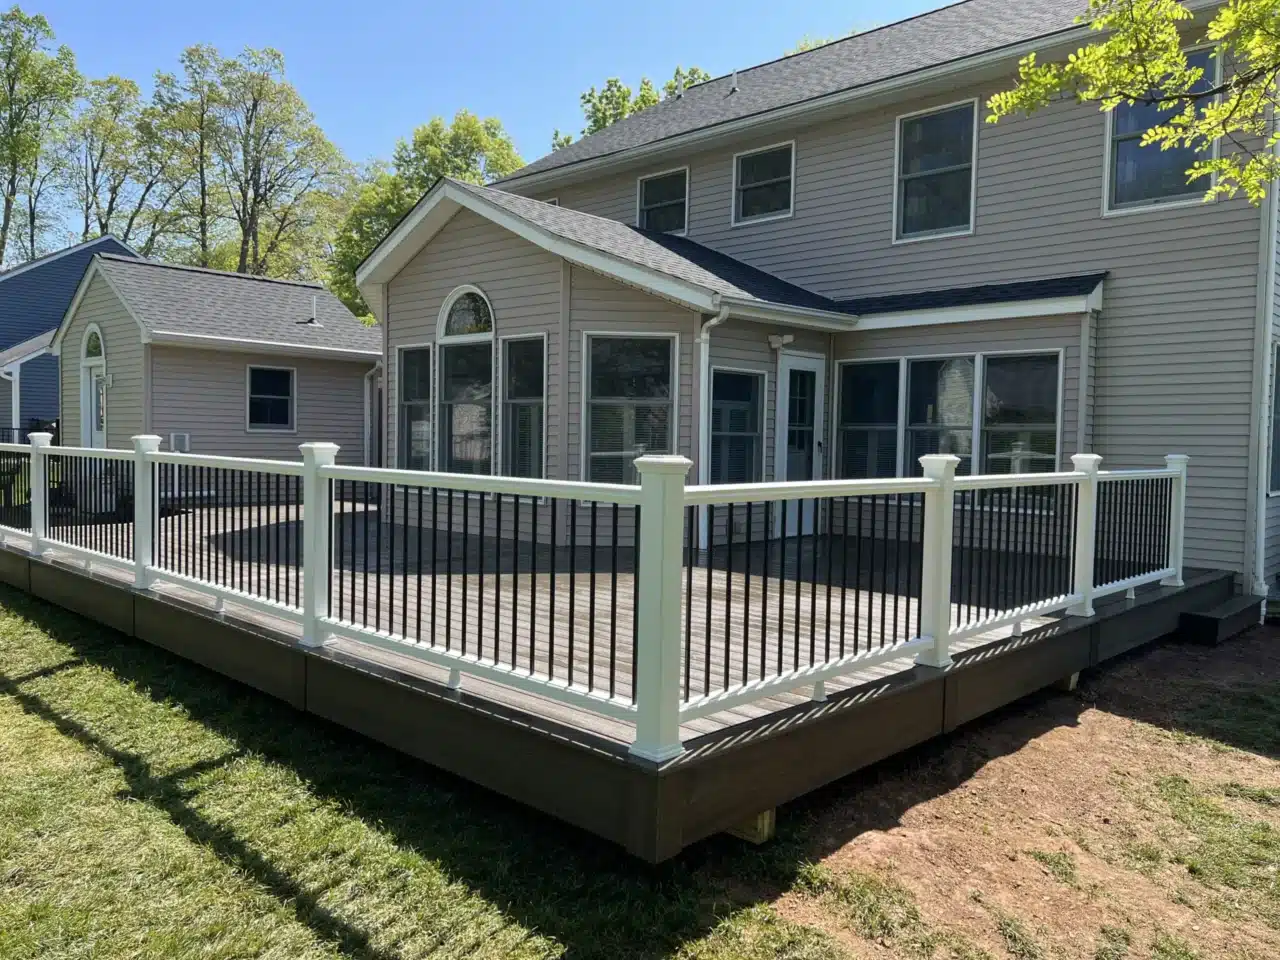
[36,0,949,167]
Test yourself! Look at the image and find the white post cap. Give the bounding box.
[1071,453,1103,473]
[132,434,162,452]
[918,454,960,479]
[634,455,693,476]
[299,442,340,465]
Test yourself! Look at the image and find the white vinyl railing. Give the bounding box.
[7,434,1188,763]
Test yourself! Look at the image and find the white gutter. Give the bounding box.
[148,330,381,361]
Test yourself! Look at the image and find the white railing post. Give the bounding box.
[132,435,161,588]
[300,442,339,647]
[1067,453,1102,617]
[1161,454,1189,588]
[28,431,51,556]
[630,454,692,762]
[916,454,959,669]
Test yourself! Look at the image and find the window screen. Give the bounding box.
[838,362,899,478]
[248,367,294,430]
[439,343,492,474]
[735,144,793,221]
[399,347,431,470]
[981,354,1059,473]
[907,357,973,474]
[710,371,763,483]
[639,170,687,233]
[897,102,975,238]
[586,337,673,483]
[503,338,544,478]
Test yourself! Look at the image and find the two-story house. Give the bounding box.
[356,0,1280,596]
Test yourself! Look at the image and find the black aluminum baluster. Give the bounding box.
[853,495,865,653]
[684,505,693,699]
[705,503,714,694]
[587,500,596,687]
[444,488,453,649]
[761,500,771,679]
[513,495,522,671]
[608,501,617,694]
[568,499,576,686]
[461,491,469,655]
[724,501,733,689]
[839,496,850,655]
[744,502,754,685]
[533,497,542,676]
[416,487,424,641]
[431,488,439,643]
[375,483,384,633]
[549,497,557,681]
[362,481,370,628]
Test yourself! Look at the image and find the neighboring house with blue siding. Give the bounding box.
[356,0,1280,598]
[0,235,138,435]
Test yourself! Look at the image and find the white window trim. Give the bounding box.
[1101,44,1222,218]
[833,348,1065,477]
[497,332,549,480]
[436,284,496,474]
[730,140,796,227]
[891,98,979,245]
[436,283,495,344]
[708,365,769,484]
[394,341,433,470]
[635,166,690,236]
[579,330,680,482]
[244,364,298,434]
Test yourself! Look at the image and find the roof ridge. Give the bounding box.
[96,252,327,290]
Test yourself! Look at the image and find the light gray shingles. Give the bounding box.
[95,255,380,353]
[503,0,1084,181]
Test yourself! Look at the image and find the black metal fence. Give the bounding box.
[151,462,304,608]
[949,482,1078,632]
[0,447,31,532]
[1094,476,1172,588]
[681,493,925,700]
[328,480,640,700]
[45,453,134,561]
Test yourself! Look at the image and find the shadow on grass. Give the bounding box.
[6,585,1271,957]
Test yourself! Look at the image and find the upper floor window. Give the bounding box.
[895,101,976,241]
[733,143,794,224]
[637,168,688,233]
[1107,48,1216,212]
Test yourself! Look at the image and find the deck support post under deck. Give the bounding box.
[917,454,959,669]
[630,455,692,763]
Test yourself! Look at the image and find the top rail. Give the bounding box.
[0,442,30,454]
[319,462,645,505]
[683,475,935,506]
[47,444,133,462]
[150,450,306,476]
[954,470,1084,490]
[1097,468,1179,481]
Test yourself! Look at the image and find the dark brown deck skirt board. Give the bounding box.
[0,542,1235,863]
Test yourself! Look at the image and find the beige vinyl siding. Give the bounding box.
[148,346,370,463]
[59,274,145,448]
[546,83,1260,572]
[386,209,562,476]
[568,265,697,481]
[835,314,1084,471]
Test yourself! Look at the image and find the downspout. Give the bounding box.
[697,303,731,552]
[1249,123,1280,600]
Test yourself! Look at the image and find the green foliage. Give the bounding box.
[327,110,522,314]
[987,0,1280,204]
[553,65,712,150]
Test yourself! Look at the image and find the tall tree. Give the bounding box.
[153,44,223,266]
[328,110,522,313]
[0,6,78,264]
[212,47,347,275]
[987,0,1280,204]
[14,71,73,258]
[552,65,711,150]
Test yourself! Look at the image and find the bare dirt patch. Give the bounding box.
[770,625,1280,959]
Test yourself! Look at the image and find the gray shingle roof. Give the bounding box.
[504,0,1084,182]
[0,329,54,368]
[836,273,1106,315]
[94,255,380,355]
[452,179,837,310]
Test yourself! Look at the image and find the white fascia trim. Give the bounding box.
[356,181,718,314]
[849,287,1102,332]
[719,296,857,331]
[0,234,141,286]
[50,258,150,356]
[148,330,381,361]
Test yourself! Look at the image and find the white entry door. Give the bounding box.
[774,353,826,535]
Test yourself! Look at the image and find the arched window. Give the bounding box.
[80,324,107,447]
[83,327,103,360]
[436,286,494,474]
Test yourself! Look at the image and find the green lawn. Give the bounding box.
[1,584,1276,959]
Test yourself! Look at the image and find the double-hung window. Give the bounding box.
[733,143,793,223]
[502,337,545,478]
[247,366,294,431]
[907,357,975,475]
[896,101,976,240]
[638,169,688,233]
[709,370,763,483]
[837,361,899,479]
[585,336,674,483]
[981,354,1059,473]
[398,347,431,470]
[437,288,494,475]
[1107,48,1216,211]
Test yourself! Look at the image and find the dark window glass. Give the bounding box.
[838,361,899,479]
[907,357,973,474]
[587,337,674,483]
[981,354,1059,473]
[443,291,493,337]
[710,371,763,483]
[439,342,492,474]
[897,102,974,238]
[639,170,687,233]
[398,347,431,470]
[401,348,431,403]
[1111,48,1214,208]
[735,145,793,221]
[590,338,671,398]
[503,338,544,478]
[248,367,293,429]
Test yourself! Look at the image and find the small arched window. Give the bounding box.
[84,329,103,359]
[442,291,493,338]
